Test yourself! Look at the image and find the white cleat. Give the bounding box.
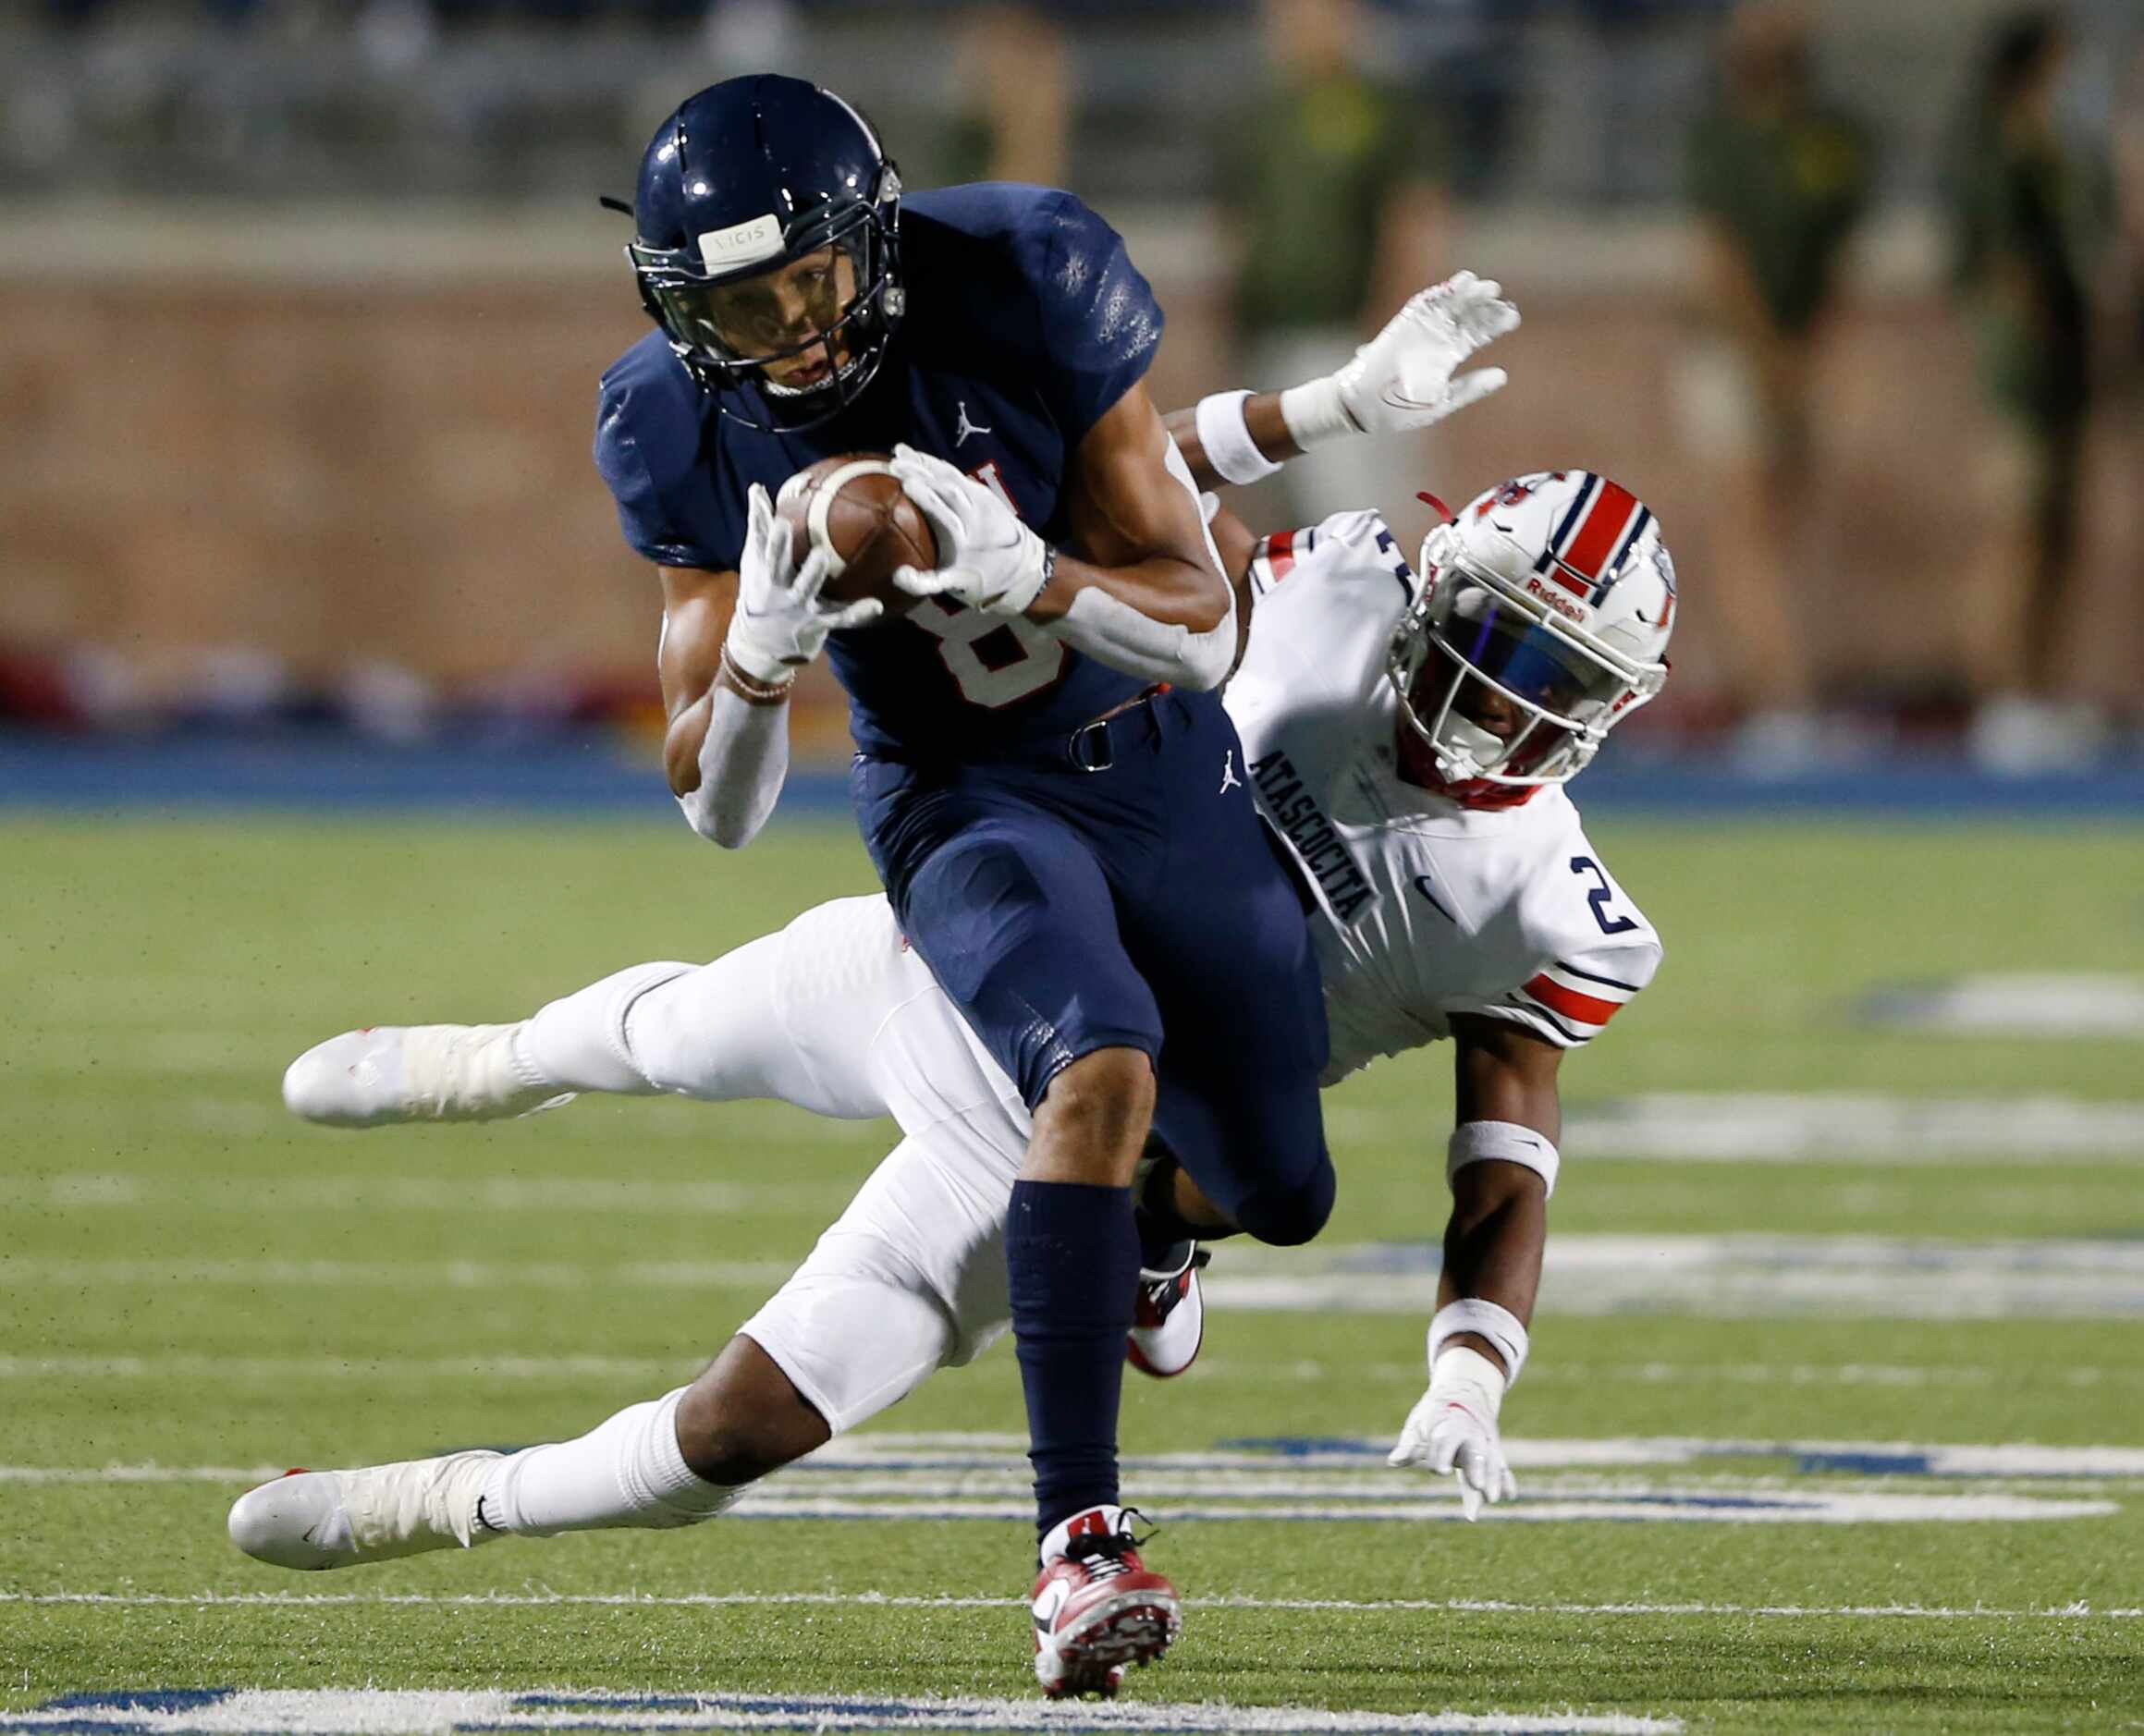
[1127,1244,1208,1379]
[282,1024,568,1128]
[227,1450,506,1571]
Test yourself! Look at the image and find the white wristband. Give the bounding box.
[1448,1119,1560,1199]
[1276,373,1359,450]
[1193,390,1284,485]
[1428,1298,1530,1387]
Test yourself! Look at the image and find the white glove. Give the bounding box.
[1387,1345,1518,1521]
[724,482,884,686]
[1280,271,1521,447]
[888,445,1051,617]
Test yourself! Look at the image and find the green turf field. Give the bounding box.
[3,813,2141,1734]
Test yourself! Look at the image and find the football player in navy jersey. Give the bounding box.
[256,263,1525,1698]
[597,72,1345,1691]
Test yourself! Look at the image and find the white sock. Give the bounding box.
[477,1387,744,1535]
[513,962,695,1095]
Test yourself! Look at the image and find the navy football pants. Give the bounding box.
[851,688,1333,1246]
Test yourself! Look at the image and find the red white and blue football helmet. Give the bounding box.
[1390,471,1675,788]
[624,75,903,429]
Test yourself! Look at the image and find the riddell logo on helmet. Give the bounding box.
[1525,575,1587,623]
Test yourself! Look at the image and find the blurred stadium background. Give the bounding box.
[3,0,2140,786]
[6,6,2144,1727]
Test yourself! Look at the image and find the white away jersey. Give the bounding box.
[1223,509,1663,1082]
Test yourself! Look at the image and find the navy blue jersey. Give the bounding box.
[595,184,1166,757]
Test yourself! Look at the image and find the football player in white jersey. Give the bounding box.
[237,278,1673,1695]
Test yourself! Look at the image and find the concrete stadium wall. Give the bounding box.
[2,204,2138,721]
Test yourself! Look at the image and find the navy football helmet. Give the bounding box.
[625,75,903,429]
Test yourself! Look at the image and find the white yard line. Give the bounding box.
[0,1354,693,1382]
[11,1436,2143,1482]
[1556,1093,2144,1162]
[1216,1235,2144,1319]
[2,1590,2137,1621]
[0,1096,867,1144]
[705,1493,2119,1523]
[0,1257,794,1290]
[1856,973,2144,1039]
[0,1174,845,1213]
[135,1034,291,1076]
[13,1234,2144,1319]
[14,1234,2142,1317]
[0,1452,2122,1522]
[1193,1359,2138,1388]
[0,1688,1683,1736]
[14,1353,2132,1392]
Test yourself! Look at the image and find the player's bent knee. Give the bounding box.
[672,1336,831,1486]
[1030,1046,1157,1185]
[1233,1158,1336,1248]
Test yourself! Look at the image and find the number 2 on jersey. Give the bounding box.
[1571,856,1638,935]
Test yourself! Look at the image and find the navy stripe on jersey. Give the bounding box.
[1553,959,1647,996]
[1512,997,1586,1045]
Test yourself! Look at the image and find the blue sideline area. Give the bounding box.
[2,731,2142,818]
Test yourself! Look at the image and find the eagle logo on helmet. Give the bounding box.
[1476,474,1556,520]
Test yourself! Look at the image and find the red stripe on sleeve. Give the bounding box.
[1265,530,1297,581]
[1523,972,1622,1026]
[1561,481,1637,582]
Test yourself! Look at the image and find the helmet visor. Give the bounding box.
[646,235,866,367]
[1428,581,1627,727]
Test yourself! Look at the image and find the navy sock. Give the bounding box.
[1133,1151,1197,1265]
[1006,1178,1141,1539]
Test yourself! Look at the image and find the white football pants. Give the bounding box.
[529,895,1032,1435]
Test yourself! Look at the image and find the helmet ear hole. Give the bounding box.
[1415,522,1463,591]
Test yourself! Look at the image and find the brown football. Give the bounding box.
[775,453,938,616]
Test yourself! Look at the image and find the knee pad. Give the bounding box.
[523,960,694,1096]
[614,962,717,1092]
[1233,1157,1336,1248]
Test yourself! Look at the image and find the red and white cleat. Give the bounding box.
[1030,1505,1180,1698]
[1126,1244,1207,1379]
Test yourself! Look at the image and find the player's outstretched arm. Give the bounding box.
[888,382,1239,691]
[662,484,882,850]
[1166,271,1520,493]
[1388,1014,1562,1519]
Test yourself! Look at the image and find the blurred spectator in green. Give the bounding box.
[1224,0,1450,524]
[1952,9,2113,770]
[929,4,1070,189]
[2112,40,2144,654]
[2119,43,2144,383]
[1385,0,1539,201]
[1677,0,1869,769]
